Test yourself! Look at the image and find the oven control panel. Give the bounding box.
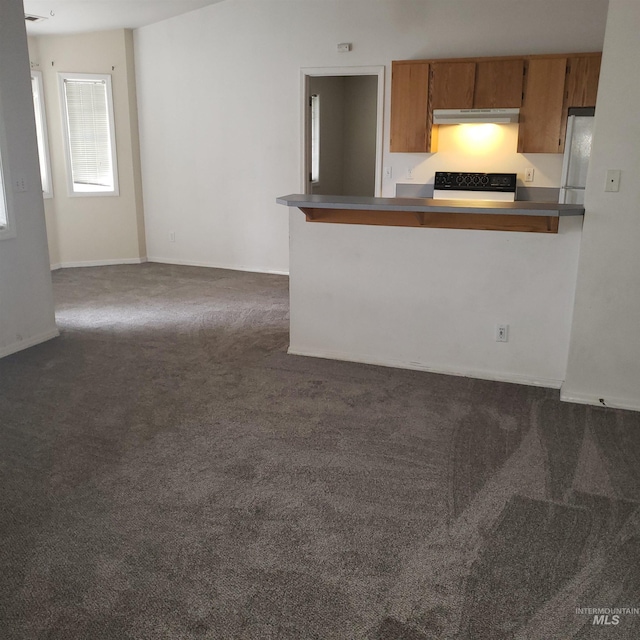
[434,172,517,192]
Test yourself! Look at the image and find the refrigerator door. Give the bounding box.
[559,114,594,204]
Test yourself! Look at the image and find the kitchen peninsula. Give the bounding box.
[281,193,584,390]
[277,194,584,234]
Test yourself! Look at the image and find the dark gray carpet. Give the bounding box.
[1,263,639,639]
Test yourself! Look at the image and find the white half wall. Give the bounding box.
[562,0,640,411]
[0,0,58,358]
[134,0,607,274]
[289,213,583,388]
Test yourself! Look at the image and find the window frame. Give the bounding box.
[0,111,16,240]
[58,72,119,198]
[0,154,12,239]
[310,93,320,185]
[31,70,53,199]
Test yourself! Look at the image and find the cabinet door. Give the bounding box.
[565,54,601,108]
[430,62,475,109]
[517,57,567,153]
[474,59,524,108]
[390,61,431,153]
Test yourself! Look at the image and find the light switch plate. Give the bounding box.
[605,169,621,192]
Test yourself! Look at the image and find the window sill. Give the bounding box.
[67,189,120,198]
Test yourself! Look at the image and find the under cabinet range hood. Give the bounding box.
[432,108,520,125]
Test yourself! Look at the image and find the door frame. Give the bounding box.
[300,66,385,196]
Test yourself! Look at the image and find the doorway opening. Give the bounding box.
[301,66,384,197]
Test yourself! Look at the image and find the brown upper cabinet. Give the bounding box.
[390,52,601,154]
[430,62,475,109]
[390,61,431,153]
[565,54,602,109]
[474,59,524,109]
[517,57,568,154]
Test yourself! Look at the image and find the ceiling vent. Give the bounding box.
[25,14,48,23]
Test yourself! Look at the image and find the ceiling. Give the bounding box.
[23,0,226,35]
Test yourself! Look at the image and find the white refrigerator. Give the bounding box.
[559,107,595,205]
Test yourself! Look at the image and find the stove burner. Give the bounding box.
[434,172,517,193]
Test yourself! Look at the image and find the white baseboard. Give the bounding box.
[287,346,563,389]
[51,256,288,276]
[51,257,147,270]
[0,328,60,359]
[560,389,640,412]
[147,256,289,276]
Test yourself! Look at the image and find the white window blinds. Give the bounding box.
[62,78,114,190]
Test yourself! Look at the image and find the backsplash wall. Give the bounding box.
[385,123,564,195]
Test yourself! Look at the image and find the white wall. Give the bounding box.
[0,0,57,358]
[28,30,146,269]
[343,75,377,197]
[562,0,640,411]
[134,0,607,274]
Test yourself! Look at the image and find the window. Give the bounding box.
[310,94,320,183]
[0,152,8,234]
[58,72,119,196]
[31,71,53,198]
[0,117,15,239]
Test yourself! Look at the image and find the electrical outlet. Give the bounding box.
[495,324,509,342]
[524,167,535,183]
[407,167,414,181]
[169,231,176,242]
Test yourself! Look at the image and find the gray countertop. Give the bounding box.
[276,194,584,217]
